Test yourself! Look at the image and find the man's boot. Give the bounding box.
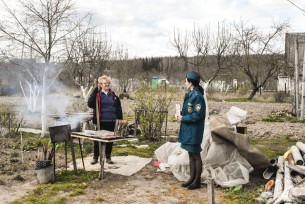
[181,154,195,187]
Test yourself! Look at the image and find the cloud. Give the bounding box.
[0,0,303,58]
[15,0,305,57]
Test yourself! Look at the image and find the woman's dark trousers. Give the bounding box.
[93,122,115,160]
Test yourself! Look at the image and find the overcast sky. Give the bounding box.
[77,0,304,58]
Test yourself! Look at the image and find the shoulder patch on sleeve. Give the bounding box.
[195,104,201,111]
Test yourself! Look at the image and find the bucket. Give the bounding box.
[36,165,55,184]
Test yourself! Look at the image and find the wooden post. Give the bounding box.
[134,110,138,137]
[208,178,215,204]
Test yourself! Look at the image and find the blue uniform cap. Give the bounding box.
[186,71,200,81]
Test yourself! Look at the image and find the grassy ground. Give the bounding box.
[7,132,297,204]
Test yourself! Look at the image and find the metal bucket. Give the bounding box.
[36,165,55,184]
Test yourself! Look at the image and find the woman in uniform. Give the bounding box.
[176,71,206,190]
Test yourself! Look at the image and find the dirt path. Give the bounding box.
[0,181,37,204]
[63,161,224,204]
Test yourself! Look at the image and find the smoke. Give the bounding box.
[46,92,88,130]
[11,60,89,130]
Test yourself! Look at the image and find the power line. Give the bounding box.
[286,0,305,14]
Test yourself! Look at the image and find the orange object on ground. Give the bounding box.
[265,179,275,191]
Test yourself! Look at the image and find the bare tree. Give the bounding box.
[159,57,183,80]
[171,22,234,90]
[112,46,141,92]
[63,28,112,102]
[0,0,92,136]
[232,20,289,100]
[209,21,234,82]
[171,24,211,75]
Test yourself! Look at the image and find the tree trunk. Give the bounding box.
[247,87,260,101]
[41,66,47,137]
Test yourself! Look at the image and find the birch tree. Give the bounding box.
[0,0,92,136]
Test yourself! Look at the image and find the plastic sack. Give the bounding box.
[226,106,247,126]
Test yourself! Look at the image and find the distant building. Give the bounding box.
[210,80,226,92]
[277,74,292,93]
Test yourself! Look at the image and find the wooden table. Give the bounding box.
[71,131,135,180]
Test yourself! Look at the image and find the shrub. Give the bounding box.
[133,85,176,141]
[237,85,249,96]
[274,91,291,103]
[0,109,21,138]
[262,110,305,123]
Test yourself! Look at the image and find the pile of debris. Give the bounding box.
[257,141,305,203]
[155,106,271,188]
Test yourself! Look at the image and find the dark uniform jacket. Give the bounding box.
[87,87,123,125]
[178,86,206,145]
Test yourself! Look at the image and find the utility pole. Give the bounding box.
[294,38,299,117]
[301,51,305,119]
[293,34,305,119]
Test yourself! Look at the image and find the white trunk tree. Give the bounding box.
[0,0,92,137]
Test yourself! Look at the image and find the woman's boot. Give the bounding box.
[187,179,201,190]
[181,153,195,187]
[188,153,202,190]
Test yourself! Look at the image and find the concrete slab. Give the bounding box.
[68,155,152,176]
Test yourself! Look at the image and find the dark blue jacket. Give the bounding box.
[178,86,206,145]
[87,87,123,125]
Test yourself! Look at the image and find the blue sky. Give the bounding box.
[56,1,305,57]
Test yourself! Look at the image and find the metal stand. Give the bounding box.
[98,142,106,180]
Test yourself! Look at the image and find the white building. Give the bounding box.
[277,74,292,93]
